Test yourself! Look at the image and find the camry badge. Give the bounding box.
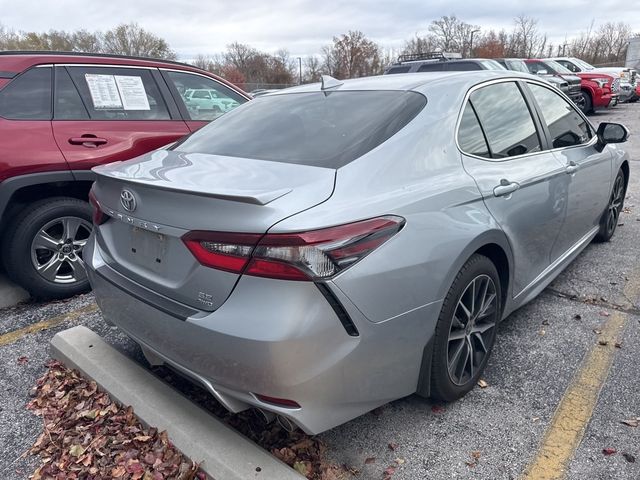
[120,189,137,212]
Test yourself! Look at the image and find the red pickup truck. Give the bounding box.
[574,72,616,113]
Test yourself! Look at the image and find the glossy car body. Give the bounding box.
[577,72,615,112]
[0,51,249,298]
[552,57,634,103]
[86,71,629,434]
[384,57,505,74]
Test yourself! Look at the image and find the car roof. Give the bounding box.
[270,71,538,96]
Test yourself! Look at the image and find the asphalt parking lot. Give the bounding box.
[1,102,639,480]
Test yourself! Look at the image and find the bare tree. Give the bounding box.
[102,23,176,59]
[303,55,323,82]
[401,34,438,56]
[321,30,382,79]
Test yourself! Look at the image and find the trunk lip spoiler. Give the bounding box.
[92,171,292,205]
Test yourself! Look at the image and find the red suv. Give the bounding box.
[0,51,250,299]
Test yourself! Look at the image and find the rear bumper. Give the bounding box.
[85,235,440,434]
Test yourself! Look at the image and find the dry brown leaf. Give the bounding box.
[477,379,488,388]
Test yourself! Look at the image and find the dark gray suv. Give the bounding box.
[384,53,506,74]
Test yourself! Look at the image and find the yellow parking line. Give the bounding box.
[522,274,639,480]
[0,303,98,347]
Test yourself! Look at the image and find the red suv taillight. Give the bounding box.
[88,190,107,225]
[182,216,405,281]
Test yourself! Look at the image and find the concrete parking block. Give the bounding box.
[0,274,29,309]
[51,325,303,480]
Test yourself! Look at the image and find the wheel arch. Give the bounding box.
[417,232,513,398]
[0,172,94,239]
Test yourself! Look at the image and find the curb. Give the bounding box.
[50,325,304,480]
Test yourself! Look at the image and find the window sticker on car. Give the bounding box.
[114,75,150,111]
[85,73,123,109]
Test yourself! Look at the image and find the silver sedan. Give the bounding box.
[85,71,630,434]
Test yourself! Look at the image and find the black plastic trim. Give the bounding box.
[315,283,359,336]
[0,70,17,79]
[0,170,76,222]
[95,264,197,321]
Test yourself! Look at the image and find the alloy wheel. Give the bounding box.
[30,216,92,284]
[606,175,625,235]
[447,274,498,386]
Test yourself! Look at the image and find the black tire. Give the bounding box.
[594,169,626,243]
[581,91,593,114]
[3,197,93,300]
[430,254,501,402]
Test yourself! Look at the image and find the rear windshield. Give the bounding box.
[174,90,427,168]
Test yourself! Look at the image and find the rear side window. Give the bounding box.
[175,90,427,168]
[527,83,592,148]
[0,67,52,120]
[417,63,446,72]
[470,82,542,158]
[386,66,411,74]
[164,70,247,121]
[458,102,490,157]
[54,67,89,120]
[448,62,482,71]
[67,66,170,120]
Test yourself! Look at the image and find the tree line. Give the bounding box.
[0,16,637,90]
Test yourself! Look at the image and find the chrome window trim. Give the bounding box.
[454,77,598,163]
[54,63,156,70]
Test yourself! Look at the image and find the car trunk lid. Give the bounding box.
[91,149,335,311]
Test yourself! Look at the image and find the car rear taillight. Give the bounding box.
[182,216,405,281]
[88,190,107,225]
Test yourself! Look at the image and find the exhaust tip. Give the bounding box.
[276,414,297,432]
[254,408,276,425]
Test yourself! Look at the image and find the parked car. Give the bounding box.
[0,51,250,299]
[524,59,585,110]
[552,57,634,103]
[384,52,506,74]
[496,58,570,95]
[183,88,241,115]
[86,71,629,434]
[577,73,616,113]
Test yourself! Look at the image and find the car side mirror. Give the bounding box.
[597,122,629,146]
[536,69,548,75]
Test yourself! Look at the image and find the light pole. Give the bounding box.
[469,29,480,58]
[297,57,302,85]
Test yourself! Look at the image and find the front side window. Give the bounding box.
[0,67,52,120]
[174,90,427,168]
[67,66,170,120]
[528,83,592,148]
[469,82,541,159]
[556,60,579,73]
[164,71,246,121]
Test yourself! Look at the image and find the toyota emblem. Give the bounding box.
[120,189,137,212]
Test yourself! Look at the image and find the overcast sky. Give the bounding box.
[1,0,638,59]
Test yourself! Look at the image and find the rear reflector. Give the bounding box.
[254,394,301,409]
[183,216,405,281]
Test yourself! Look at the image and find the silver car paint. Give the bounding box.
[86,71,629,434]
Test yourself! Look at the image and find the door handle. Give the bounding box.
[68,136,108,147]
[565,161,579,174]
[493,179,520,197]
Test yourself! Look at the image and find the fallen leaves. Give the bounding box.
[388,442,399,452]
[599,311,610,317]
[465,450,481,467]
[27,360,203,480]
[623,453,636,463]
[17,355,28,365]
[620,417,640,427]
[602,448,617,456]
[573,314,582,321]
[477,379,489,389]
